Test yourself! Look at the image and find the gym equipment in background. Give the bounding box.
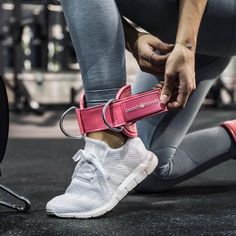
[0,77,8,164]
[206,77,235,109]
[0,0,43,114]
[0,75,30,212]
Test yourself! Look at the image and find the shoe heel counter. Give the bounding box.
[130,137,148,160]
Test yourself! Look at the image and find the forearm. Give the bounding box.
[176,0,208,50]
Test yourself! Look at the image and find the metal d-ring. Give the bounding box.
[59,106,84,139]
[102,99,124,133]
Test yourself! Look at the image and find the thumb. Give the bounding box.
[160,73,176,104]
[156,39,175,53]
[149,37,174,54]
[158,41,174,54]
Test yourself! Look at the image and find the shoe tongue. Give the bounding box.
[71,138,108,182]
[84,137,108,161]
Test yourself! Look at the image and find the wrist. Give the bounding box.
[175,41,196,52]
[175,29,197,51]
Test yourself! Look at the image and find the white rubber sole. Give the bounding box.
[46,151,158,219]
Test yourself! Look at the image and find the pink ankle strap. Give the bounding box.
[79,85,138,137]
[76,85,167,136]
[59,85,167,138]
[221,120,236,142]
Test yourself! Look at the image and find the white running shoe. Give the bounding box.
[46,137,158,218]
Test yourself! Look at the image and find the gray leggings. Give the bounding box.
[60,0,236,192]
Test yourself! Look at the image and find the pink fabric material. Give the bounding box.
[221,120,236,143]
[76,85,167,137]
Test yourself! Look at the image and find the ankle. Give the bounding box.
[88,130,128,149]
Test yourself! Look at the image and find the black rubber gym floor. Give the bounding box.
[1,109,236,236]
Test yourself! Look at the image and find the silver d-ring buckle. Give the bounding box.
[102,99,124,133]
[59,106,84,139]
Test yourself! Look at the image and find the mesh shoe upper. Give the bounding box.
[46,137,148,214]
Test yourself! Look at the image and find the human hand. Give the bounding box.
[160,44,196,109]
[133,33,174,76]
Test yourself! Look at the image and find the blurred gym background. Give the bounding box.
[0,0,144,138]
[0,0,235,138]
[1,1,236,235]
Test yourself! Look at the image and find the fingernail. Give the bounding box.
[160,94,168,104]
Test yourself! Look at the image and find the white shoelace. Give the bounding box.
[72,149,110,182]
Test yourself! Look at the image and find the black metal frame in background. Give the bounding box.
[0,0,48,114]
[0,74,30,213]
[0,0,79,111]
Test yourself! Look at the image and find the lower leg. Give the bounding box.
[48,0,158,218]
[135,126,236,193]
[167,126,236,180]
[60,0,128,147]
[159,115,236,181]
[132,56,232,192]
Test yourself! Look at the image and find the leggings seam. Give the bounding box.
[177,147,200,166]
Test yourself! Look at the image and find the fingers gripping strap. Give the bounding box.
[76,85,167,137]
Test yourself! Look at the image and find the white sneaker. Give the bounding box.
[46,137,158,218]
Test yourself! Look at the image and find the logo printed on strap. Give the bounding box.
[125,99,160,113]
